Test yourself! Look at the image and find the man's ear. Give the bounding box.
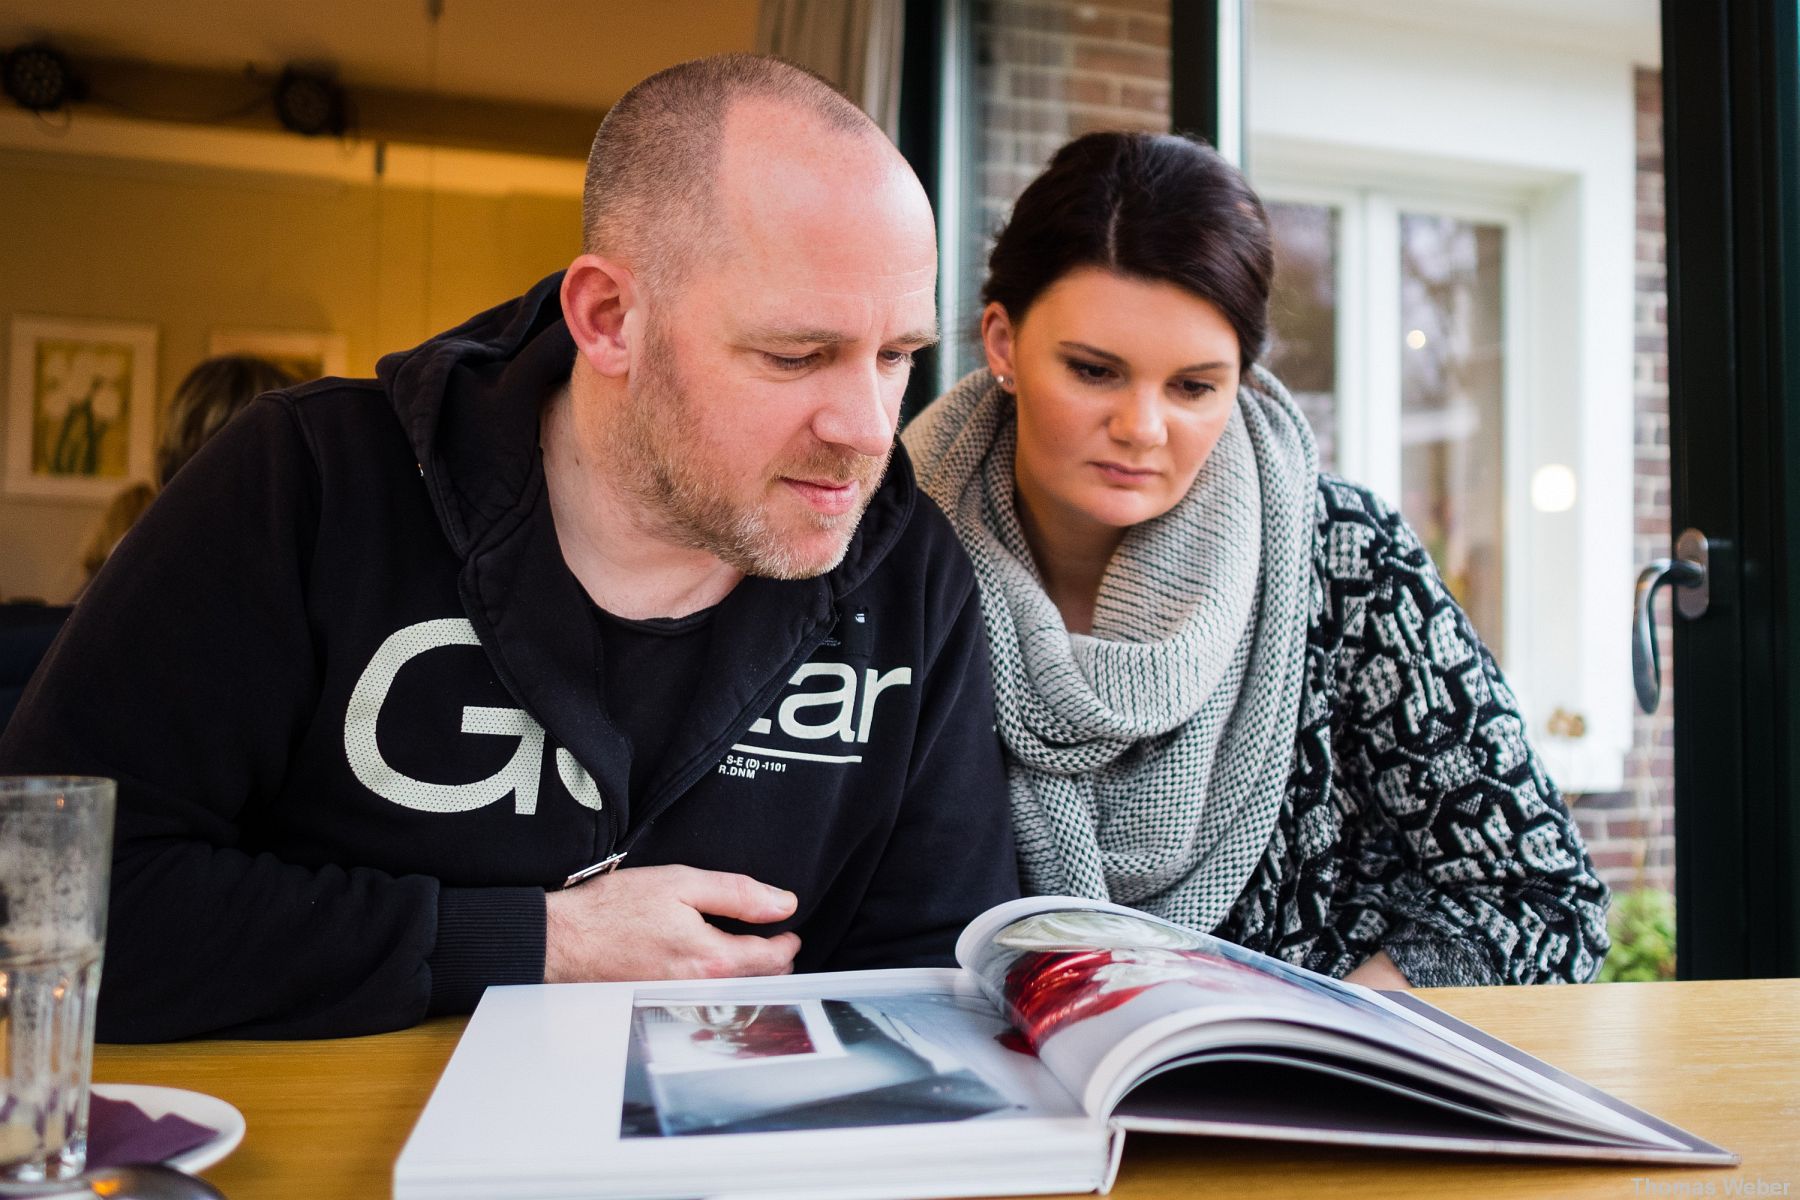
[979,302,1018,385]
[561,254,641,379]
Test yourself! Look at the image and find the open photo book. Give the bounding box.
[394,895,1735,1199]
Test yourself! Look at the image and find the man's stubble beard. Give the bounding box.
[606,316,892,580]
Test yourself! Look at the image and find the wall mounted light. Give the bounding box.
[273,67,346,136]
[3,42,81,113]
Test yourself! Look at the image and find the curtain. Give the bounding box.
[757,0,905,140]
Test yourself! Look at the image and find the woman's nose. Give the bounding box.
[1108,388,1166,448]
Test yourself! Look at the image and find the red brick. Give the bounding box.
[1606,818,1659,840]
[1086,0,1171,13]
[1120,82,1170,115]
[990,105,1073,135]
[1070,9,1123,39]
[988,30,1070,68]
[1067,74,1118,107]
[995,2,1072,32]
[1578,790,1636,810]
[1009,69,1058,102]
[1589,847,1642,872]
[1020,79,1091,110]
[1124,16,1171,48]
[1073,42,1166,80]
[1070,109,1165,136]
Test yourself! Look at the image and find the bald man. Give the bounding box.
[0,55,1019,1041]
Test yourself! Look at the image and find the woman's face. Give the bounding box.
[983,267,1242,542]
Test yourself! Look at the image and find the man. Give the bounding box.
[0,55,1018,1040]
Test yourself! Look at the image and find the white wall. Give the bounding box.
[0,117,583,602]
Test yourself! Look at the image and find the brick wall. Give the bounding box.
[1569,66,1675,897]
[975,0,1169,212]
[963,0,1170,358]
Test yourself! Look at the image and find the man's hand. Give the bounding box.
[543,865,801,983]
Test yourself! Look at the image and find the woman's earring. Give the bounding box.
[997,374,1013,391]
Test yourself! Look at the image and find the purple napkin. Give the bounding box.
[86,1094,216,1168]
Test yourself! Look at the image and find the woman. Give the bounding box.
[76,355,298,595]
[903,131,1609,987]
[156,354,300,487]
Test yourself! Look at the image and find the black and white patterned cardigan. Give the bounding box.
[1210,475,1611,985]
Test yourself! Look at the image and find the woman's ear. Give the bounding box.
[561,254,641,379]
[980,302,1018,389]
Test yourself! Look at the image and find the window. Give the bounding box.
[1398,211,1509,660]
[1260,175,1627,793]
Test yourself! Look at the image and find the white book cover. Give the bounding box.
[394,897,1734,1200]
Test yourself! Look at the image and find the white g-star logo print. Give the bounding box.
[343,618,600,814]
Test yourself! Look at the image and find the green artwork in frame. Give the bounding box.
[6,316,157,501]
[31,338,136,480]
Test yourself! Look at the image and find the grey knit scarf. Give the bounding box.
[904,367,1318,932]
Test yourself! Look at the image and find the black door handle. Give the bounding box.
[1632,530,1710,713]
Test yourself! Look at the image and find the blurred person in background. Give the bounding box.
[156,355,301,486]
[77,355,299,591]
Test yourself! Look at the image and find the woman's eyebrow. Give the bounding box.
[1058,340,1124,364]
[1058,340,1231,372]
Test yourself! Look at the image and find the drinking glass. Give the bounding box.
[0,777,114,1186]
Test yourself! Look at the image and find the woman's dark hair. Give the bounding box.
[158,355,299,486]
[982,131,1274,368]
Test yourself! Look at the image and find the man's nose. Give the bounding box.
[1108,387,1167,448]
[813,362,897,458]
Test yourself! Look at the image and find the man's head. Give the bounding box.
[559,54,938,580]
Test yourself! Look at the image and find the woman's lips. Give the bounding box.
[1092,461,1160,485]
[783,477,861,516]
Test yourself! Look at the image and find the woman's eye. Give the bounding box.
[1066,360,1114,383]
[764,352,819,371]
[1175,379,1217,399]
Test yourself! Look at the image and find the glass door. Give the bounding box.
[923,0,1800,978]
[1237,0,1800,977]
[1242,0,1661,956]
[1265,198,1517,664]
[1658,0,1800,977]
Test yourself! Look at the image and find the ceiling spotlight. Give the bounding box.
[3,42,80,113]
[273,67,346,136]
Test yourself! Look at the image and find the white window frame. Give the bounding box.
[1265,182,1532,666]
[1259,165,1629,793]
[1244,3,1644,796]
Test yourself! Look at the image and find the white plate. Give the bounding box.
[90,1084,246,1173]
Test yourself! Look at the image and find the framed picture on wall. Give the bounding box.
[207,328,348,383]
[5,315,159,501]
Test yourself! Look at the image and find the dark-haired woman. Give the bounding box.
[903,131,1609,987]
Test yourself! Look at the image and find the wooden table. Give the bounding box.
[93,978,1800,1199]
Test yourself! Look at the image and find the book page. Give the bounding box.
[620,975,1085,1140]
[954,896,1681,1149]
[396,969,1108,1200]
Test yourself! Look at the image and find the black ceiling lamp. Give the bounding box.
[3,42,81,113]
[273,67,346,136]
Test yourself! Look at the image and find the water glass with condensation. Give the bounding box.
[0,777,114,1186]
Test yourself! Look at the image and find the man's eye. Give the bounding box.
[879,349,915,368]
[764,352,819,371]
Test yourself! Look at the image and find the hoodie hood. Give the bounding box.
[374,270,914,598]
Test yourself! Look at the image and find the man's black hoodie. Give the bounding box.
[0,275,1018,1040]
